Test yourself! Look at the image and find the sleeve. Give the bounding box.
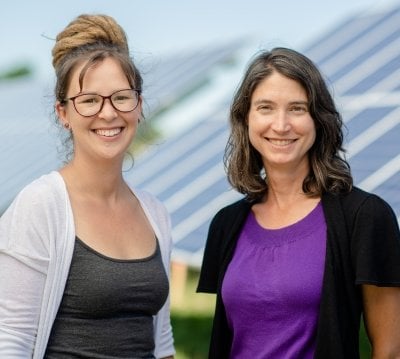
[352,194,400,286]
[0,186,50,356]
[139,190,175,358]
[154,221,175,359]
[154,295,175,359]
[197,211,225,293]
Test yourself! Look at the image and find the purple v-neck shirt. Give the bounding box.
[222,202,327,359]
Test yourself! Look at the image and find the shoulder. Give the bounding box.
[206,197,251,256]
[334,187,395,217]
[133,187,169,219]
[134,187,163,206]
[130,186,172,245]
[339,186,375,204]
[324,186,388,212]
[211,197,251,225]
[0,171,69,255]
[323,187,399,232]
[6,171,66,214]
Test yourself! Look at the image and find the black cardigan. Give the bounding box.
[197,187,400,358]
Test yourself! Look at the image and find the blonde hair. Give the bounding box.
[52,14,129,70]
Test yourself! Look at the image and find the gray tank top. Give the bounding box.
[44,237,169,358]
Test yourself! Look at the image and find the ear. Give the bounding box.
[137,95,143,122]
[137,94,143,111]
[55,101,68,126]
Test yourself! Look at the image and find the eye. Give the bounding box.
[113,95,130,103]
[257,104,273,112]
[112,90,135,103]
[290,105,307,113]
[76,95,101,105]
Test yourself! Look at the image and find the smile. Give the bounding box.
[94,128,123,137]
[267,138,296,146]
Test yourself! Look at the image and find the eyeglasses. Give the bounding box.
[64,88,141,117]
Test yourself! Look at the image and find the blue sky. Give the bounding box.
[0,0,397,80]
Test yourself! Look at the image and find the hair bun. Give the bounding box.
[52,14,129,69]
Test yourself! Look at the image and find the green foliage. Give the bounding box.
[129,119,161,154]
[0,64,33,81]
[171,269,215,359]
[171,313,212,359]
[360,317,372,357]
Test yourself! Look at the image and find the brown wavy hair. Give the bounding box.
[225,47,352,200]
[52,14,143,159]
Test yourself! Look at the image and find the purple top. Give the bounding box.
[222,202,327,359]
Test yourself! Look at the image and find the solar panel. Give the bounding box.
[0,79,61,213]
[0,41,242,214]
[128,2,400,266]
[1,4,399,267]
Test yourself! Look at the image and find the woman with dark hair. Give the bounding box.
[0,14,174,358]
[198,47,400,358]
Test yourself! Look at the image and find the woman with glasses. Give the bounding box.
[197,48,400,358]
[0,14,175,359]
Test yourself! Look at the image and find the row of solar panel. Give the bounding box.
[0,40,244,214]
[127,2,400,264]
[0,3,399,268]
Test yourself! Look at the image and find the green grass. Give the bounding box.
[171,269,214,359]
[360,318,372,357]
[171,313,213,359]
[171,269,372,358]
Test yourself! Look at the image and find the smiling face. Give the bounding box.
[248,70,316,174]
[56,57,141,164]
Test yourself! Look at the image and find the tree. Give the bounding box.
[0,64,33,81]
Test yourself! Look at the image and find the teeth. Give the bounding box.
[95,128,122,137]
[269,139,294,146]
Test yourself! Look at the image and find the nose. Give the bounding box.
[98,98,118,120]
[271,110,291,132]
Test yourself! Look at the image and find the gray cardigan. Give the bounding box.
[0,171,175,358]
[198,187,400,358]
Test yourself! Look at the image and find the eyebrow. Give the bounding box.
[252,99,309,106]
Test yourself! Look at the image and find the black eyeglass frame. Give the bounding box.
[63,88,141,117]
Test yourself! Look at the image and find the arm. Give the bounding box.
[362,284,400,358]
[140,192,175,359]
[0,252,46,355]
[154,293,175,359]
[0,201,48,355]
[0,180,53,356]
[197,213,223,293]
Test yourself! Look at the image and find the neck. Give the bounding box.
[60,156,127,202]
[263,164,312,207]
